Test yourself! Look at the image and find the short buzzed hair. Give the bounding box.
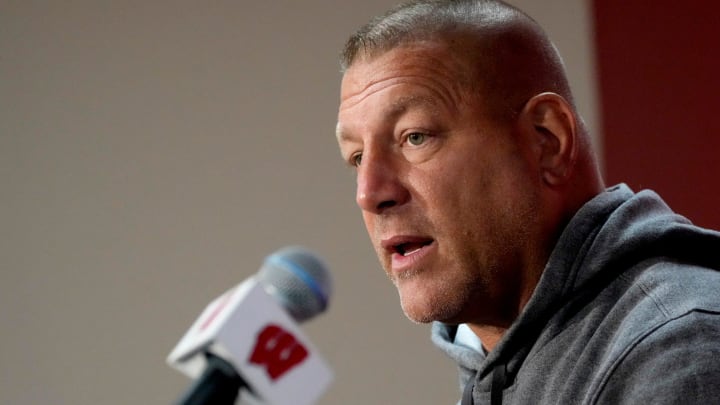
[341,0,523,72]
[340,0,576,122]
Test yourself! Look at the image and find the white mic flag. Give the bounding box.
[167,247,333,405]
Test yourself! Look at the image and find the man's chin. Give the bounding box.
[399,296,454,324]
[401,309,435,324]
[394,272,466,323]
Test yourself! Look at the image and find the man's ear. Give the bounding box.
[519,92,578,186]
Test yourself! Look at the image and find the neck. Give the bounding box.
[467,323,507,352]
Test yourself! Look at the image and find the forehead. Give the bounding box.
[340,41,472,107]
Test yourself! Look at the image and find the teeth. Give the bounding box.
[397,243,424,256]
[394,240,432,256]
[403,246,422,256]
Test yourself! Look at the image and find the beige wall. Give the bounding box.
[0,1,596,404]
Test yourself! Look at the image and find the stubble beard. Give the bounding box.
[391,254,481,325]
[389,197,540,326]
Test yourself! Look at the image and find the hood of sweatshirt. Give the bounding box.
[432,183,720,400]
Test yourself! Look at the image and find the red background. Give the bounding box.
[593,1,720,229]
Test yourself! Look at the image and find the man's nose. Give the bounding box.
[355,153,409,214]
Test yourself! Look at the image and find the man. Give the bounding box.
[335,0,720,404]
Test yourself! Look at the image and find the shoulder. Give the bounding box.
[594,310,720,404]
[593,261,720,404]
[629,259,720,316]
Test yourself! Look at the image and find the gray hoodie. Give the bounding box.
[432,184,720,404]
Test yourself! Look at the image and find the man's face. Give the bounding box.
[336,41,542,326]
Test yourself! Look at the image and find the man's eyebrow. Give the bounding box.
[336,95,443,142]
[389,95,440,115]
[336,123,353,143]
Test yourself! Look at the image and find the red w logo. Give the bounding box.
[248,324,308,380]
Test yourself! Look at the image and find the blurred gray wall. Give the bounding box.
[0,1,597,404]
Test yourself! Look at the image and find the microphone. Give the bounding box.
[167,246,333,405]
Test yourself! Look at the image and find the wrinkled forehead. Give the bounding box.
[339,39,477,108]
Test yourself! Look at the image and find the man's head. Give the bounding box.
[341,0,576,124]
[336,0,603,329]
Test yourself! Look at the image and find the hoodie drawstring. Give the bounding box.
[461,363,507,405]
[461,377,475,405]
[490,363,507,405]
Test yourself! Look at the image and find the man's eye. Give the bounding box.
[351,153,362,167]
[407,133,426,146]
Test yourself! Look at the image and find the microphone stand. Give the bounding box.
[175,352,247,405]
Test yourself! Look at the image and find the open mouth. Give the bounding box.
[394,239,434,256]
